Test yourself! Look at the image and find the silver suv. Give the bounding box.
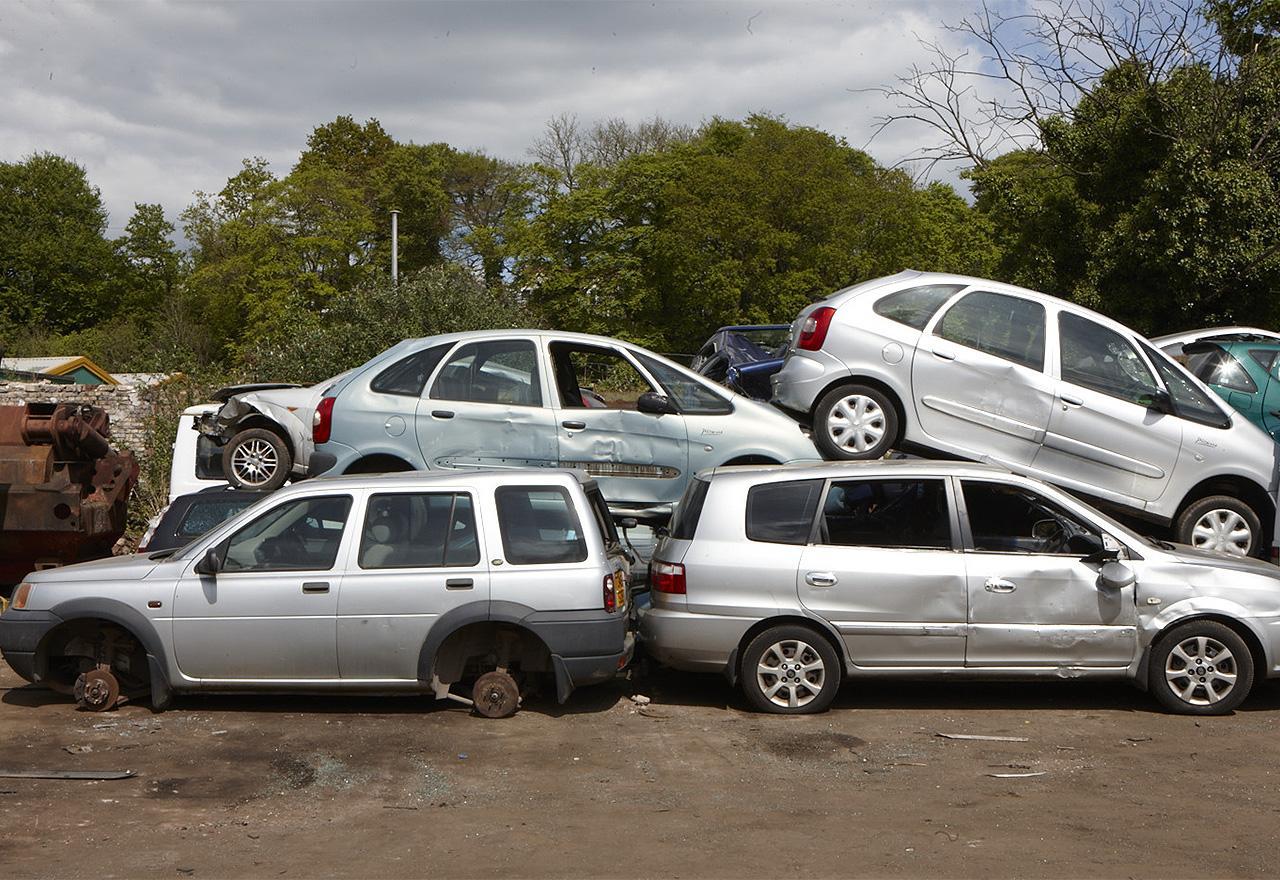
[0,470,632,718]
[641,461,1280,715]
[771,271,1280,557]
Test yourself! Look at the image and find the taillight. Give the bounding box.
[313,397,336,445]
[603,573,617,612]
[649,560,686,595]
[798,306,836,351]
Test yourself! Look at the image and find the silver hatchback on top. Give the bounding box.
[771,271,1280,557]
[641,461,1280,716]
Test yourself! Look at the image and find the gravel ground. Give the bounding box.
[1,661,1279,878]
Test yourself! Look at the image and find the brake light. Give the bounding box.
[650,560,686,595]
[313,397,336,445]
[798,306,836,351]
[603,573,617,612]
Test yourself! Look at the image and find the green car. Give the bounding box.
[1182,340,1280,442]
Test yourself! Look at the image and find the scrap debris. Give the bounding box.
[0,769,135,780]
[987,771,1047,779]
[936,733,1030,742]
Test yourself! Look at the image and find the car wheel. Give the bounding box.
[812,384,898,461]
[223,428,291,491]
[740,625,841,714]
[1148,621,1254,715]
[1175,495,1261,557]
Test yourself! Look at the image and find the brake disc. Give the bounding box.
[73,667,120,712]
[471,671,520,719]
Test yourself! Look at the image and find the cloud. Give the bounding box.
[0,0,977,233]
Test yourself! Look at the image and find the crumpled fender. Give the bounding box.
[1141,596,1274,671]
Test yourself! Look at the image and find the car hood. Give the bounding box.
[25,552,162,584]
[1161,542,1280,577]
[729,394,822,459]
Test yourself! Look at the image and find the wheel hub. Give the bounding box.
[1191,509,1251,556]
[826,395,885,454]
[1165,636,1236,706]
[757,640,825,709]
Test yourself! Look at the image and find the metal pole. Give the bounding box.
[390,209,400,284]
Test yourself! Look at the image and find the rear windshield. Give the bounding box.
[177,498,255,537]
[670,478,710,540]
[746,480,823,544]
[495,486,588,564]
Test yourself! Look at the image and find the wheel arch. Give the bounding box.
[1176,475,1275,536]
[416,602,552,684]
[725,614,847,686]
[1138,612,1271,692]
[343,453,416,475]
[38,599,174,703]
[233,416,295,458]
[808,374,908,444]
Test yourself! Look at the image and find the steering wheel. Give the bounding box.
[254,530,308,566]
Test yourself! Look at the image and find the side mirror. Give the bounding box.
[194,547,222,576]
[1138,388,1174,414]
[1097,560,1136,590]
[637,391,678,415]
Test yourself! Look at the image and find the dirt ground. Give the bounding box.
[1,661,1279,879]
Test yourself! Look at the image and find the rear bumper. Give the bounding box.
[0,609,63,683]
[770,351,846,415]
[527,609,633,702]
[639,606,752,674]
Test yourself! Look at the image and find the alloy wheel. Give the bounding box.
[1164,635,1238,707]
[230,438,279,488]
[756,639,826,710]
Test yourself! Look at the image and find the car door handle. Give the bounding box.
[445,578,474,590]
[302,581,330,594]
[931,347,956,361]
[984,578,1016,593]
[805,572,838,587]
[431,410,454,419]
[561,420,587,430]
[1060,393,1084,407]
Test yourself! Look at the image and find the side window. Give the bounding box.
[872,284,964,330]
[1191,347,1257,393]
[495,486,588,564]
[1059,313,1157,404]
[359,492,479,569]
[370,344,451,397]
[746,480,823,545]
[222,495,352,572]
[820,479,951,550]
[430,340,542,407]
[961,481,1102,556]
[1249,349,1279,378]
[937,291,1046,370]
[670,478,710,540]
[633,351,733,415]
[1140,341,1230,428]
[548,341,655,410]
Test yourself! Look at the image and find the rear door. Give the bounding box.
[173,494,353,680]
[912,290,1056,467]
[336,489,490,680]
[797,476,967,666]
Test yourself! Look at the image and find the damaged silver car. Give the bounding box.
[642,460,1280,715]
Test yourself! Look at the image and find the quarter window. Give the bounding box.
[961,481,1102,556]
[1058,313,1157,404]
[1189,346,1257,393]
[746,480,823,545]
[937,291,1046,371]
[670,478,710,540]
[495,486,588,564]
[430,340,542,407]
[633,352,733,415]
[873,284,964,330]
[820,479,951,550]
[222,495,352,572]
[359,492,479,569]
[1140,341,1230,428]
[371,344,451,397]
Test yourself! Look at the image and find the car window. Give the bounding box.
[1190,347,1257,393]
[584,486,620,547]
[961,481,1102,556]
[873,284,965,330]
[1059,313,1158,404]
[370,344,451,397]
[549,341,655,410]
[937,291,1046,371]
[670,477,710,540]
[430,339,542,407]
[632,352,733,415]
[820,479,951,550]
[222,495,352,572]
[1139,341,1231,428]
[359,492,478,569]
[746,480,823,545]
[495,486,588,564]
[1250,349,1280,379]
[177,498,255,538]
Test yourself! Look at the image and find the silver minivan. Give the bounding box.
[641,462,1280,715]
[771,271,1280,557]
[0,470,632,717]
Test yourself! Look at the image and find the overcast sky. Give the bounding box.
[0,0,979,234]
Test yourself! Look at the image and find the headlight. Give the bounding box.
[11,582,32,610]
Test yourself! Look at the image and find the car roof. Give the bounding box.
[293,467,595,494]
[701,458,1013,483]
[1151,326,1280,346]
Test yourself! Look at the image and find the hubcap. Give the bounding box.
[1165,635,1238,706]
[1190,509,1251,556]
[826,394,886,454]
[756,639,825,709]
[231,438,279,487]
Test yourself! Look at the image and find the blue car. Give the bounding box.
[691,325,790,400]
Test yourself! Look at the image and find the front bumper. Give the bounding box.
[0,609,63,683]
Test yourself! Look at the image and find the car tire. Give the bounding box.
[1174,495,1262,558]
[223,428,291,491]
[1148,620,1254,715]
[740,625,842,715]
[812,384,898,461]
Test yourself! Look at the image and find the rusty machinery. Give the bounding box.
[0,402,139,585]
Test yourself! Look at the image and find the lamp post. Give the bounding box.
[390,209,400,285]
